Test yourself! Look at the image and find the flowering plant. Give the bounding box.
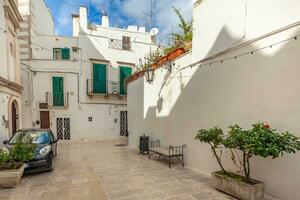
[0,144,35,170]
[196,122,300,183]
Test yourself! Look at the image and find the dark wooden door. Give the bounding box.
[40,111,50,129]
[12,102,17,135]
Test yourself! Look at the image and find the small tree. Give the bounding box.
[196,123,300,183]
[195,127,227,173]
[224,123,300,182]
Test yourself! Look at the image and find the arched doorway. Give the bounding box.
[11,100,18,135]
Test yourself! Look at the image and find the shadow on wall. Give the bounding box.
[133,26,300,200]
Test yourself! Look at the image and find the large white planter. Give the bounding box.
[211,171,265,200]
[0,164,25,188]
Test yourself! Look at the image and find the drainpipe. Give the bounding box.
[77,36,82,110]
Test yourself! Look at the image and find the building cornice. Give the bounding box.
[8,0,23,22]
[4,5,21,29]
[0,76,23,93]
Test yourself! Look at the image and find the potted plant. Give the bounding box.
[172,7,193,52]
[0,143,35,188]
[195,123,300,200]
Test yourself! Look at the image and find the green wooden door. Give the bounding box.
[93,64,107,94]
[52,77,64,106]
[119,66,132,95]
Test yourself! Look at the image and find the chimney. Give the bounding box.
[79,7,88,31]
[101,13,109,27]
[72,14,79,37]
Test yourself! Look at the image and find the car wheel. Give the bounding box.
[47,154,54,171]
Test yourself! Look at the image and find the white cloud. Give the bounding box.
[51,0,194,43]
[122,0,194,45]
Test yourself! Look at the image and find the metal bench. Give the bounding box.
[148,140,186,168]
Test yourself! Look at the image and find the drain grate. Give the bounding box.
[115,144,127,147]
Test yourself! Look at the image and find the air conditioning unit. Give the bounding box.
[72,47,79,52]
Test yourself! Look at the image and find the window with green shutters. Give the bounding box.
[52,77,64,106]
[53,48,70,60]
[93,63,107,94]
[119,66,132,95]
[62,48,70,59]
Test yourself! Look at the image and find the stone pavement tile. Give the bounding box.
[109,188,144,200]
[165,194,195,200]
[0,141,234,200]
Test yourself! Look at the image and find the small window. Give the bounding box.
[122,36,131,50]
[53,48,70,60]
[88,117,93,122]
[39,103,48,109]
[53,48,62,60]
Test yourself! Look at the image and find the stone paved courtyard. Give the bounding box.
[0,141,235,200]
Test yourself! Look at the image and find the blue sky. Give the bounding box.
[44,0,193,45]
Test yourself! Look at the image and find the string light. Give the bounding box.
[1,25,300,70]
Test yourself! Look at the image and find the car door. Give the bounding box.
[49,130,58,156]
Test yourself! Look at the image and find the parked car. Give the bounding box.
[3,128,58,173]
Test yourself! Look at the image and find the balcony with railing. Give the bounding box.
[46,92,69,108]
[87,79,127,97]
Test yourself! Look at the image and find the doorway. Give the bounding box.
[56,118,70,140]
[40,111,50,129]
[11,100,18,135]
[120,111,128,137]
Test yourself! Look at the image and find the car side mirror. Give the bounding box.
[3,140,8,145]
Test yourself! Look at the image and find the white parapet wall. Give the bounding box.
[128,0,300,199]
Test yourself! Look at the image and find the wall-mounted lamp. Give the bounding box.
[2,115,8,128]
[144,67,155,84]
[139,58,155,84]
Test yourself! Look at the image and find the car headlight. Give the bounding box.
[39,145,51,157]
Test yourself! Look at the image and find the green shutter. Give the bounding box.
[119,66,132,95]
[62,48,70,60]
[93,64,107,94]
[52,77,64,106]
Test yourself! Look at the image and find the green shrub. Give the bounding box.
[196,123,300,183]
[0,143,36,170]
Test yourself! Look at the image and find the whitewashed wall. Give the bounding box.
[0,93,10,142]
[21,5,157,141]
[128,1,300,200]
[0,0,8,79]
[0,0,22,142]
[31,0,54,36]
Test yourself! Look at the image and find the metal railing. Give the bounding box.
[87,79,125,96]
[108,38,132,51]
[46,92,69,108]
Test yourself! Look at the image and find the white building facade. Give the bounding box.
[20,3,158,141]
[0,0,23,142]
[127,0,300,200]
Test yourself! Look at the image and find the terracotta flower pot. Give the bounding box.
[184,42,192,51]
[167,48,185,61]
[0,164,25,188]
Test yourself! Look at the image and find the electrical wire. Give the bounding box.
[1,24,299,74]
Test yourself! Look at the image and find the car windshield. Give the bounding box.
[9,131,50,144]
